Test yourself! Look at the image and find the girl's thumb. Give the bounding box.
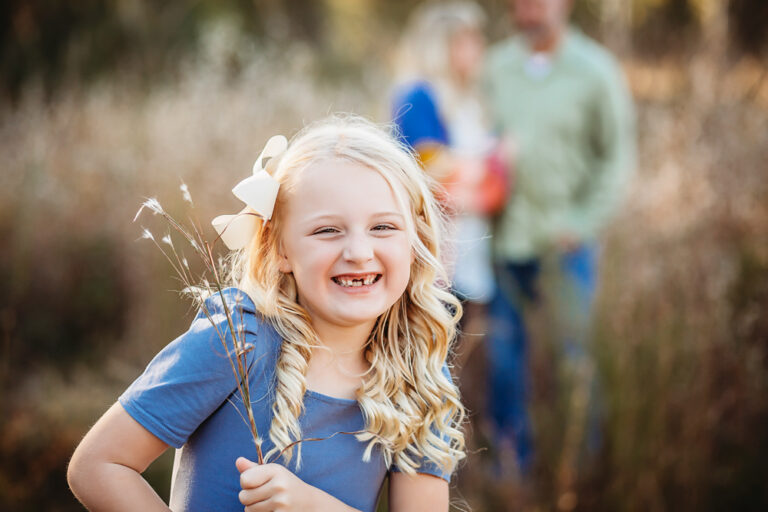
[235,456,258,473]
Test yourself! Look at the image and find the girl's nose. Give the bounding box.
[343,233,374,263]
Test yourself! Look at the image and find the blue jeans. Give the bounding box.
[486,244,598,473]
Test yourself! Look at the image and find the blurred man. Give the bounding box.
[483,0,635,477]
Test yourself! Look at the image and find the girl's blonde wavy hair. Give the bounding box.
[230,114,465,474]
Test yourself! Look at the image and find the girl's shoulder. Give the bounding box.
[203,287,256,314]
[119,287,281,450]
[202,287,275,330]
[190,287,282,360]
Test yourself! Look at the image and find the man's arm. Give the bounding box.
[567,56,636,240]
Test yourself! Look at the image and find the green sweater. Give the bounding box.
[484,29,635,261]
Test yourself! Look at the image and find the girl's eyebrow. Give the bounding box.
[305,212,405,223]
[371,212,406,220]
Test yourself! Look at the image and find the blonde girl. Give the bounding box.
[68,114,465,512]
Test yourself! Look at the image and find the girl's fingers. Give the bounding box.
[244,497,280,512]
[238,485,272,507]
[235,456,258,474]
[243,498,274,512]
[239,462,277,490]
[237,462,296,510]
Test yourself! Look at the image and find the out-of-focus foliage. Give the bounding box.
[1,0,325,100]
[1,1,767,511]
[2,0,767,101]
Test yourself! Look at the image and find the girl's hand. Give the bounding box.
[236,457,307,511]
[235,457,360,512]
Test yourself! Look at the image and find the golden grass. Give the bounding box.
[1,38,767,510]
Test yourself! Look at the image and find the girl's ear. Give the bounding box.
[277,242,292,273]
[278,256,292,273]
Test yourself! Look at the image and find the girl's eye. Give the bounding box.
[313,227,339,235]
[372,224,397,232]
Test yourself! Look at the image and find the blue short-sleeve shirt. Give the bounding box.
[119,288,450,512]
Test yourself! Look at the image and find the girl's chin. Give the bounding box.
[329,303,396,328]
[335,311,386,327]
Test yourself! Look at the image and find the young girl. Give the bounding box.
[67,114,466,512]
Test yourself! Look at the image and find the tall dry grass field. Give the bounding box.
[1,30,767,510]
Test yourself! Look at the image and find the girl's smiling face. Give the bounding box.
[277,159,413,338]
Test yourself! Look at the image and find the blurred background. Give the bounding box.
[1,0,767,510]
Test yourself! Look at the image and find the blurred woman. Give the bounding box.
[391,1,507,352]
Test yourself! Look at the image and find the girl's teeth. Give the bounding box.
[336,274,378,287]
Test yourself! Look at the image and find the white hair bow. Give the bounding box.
[211,135,287,250]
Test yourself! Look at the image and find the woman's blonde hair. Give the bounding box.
[393,2,487,133]
[394,1,486,85]
[230,113,465,474]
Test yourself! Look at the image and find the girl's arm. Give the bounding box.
[389,472,449,512]
[68,402,171,511]
[236,458,361,512]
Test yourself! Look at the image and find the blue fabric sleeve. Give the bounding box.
[119,288,270,448]
[390,452,451,483]
[390,362,457,482]
[391,82,449,150]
